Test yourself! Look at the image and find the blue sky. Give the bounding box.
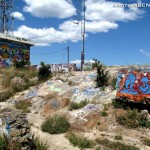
[13,0,150,66]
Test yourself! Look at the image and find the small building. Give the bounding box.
[0,33,33,67]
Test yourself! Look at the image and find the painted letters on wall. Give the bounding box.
[116,69,150,103]
[0,41,30,67]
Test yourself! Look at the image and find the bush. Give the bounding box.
[32,136,49,150]
[67,132,79,147]
[41,115,70,134]
[15,100,31,113]
[96,63,108,90]
[67,132,94,149]
[115,135,122,141]
[116,109,150,129]
[112,99,128,109]
[95,138,139,150]
[101,111,108,117]
[141,137,150,146]
[0,136,6,150]
[0,90,14,102]
[0,134,49,150]
[69,100,88,111]
[38,62,51,81]
[14,60,29,69]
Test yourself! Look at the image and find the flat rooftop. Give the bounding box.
[0,33,34,46]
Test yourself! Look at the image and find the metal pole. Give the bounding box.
[81,0,85,71]
[68,46,70,64]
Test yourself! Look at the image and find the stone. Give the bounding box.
[0,108,33,149]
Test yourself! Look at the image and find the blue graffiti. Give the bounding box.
[138,76,150,94]
[120,73,138,95]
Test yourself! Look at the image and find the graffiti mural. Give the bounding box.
[0,41,30,67]
[116,69,150,103]
[30,64,76,72]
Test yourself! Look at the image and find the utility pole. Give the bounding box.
[81,0,85,71]
[67,46,70,64]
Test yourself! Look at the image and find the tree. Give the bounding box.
[38,62,51,80]
[95,62,108,90]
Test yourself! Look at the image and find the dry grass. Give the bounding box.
[95,138,140,150]
[0,67,38,101]
[141,137,150,146]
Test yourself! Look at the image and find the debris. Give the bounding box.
[70,103,104,122]
[0,108,33,149]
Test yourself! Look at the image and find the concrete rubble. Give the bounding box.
[69,103,104,122]
[0,108,33,150]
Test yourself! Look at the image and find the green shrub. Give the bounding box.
[78,137,93,149]
[96,63,108,90]
[14,60,29,69]
[32,136,49,150]
[38,62,51,81]
[41,115,70,134]
[141,137,150,146]
[112,99,128,109]
[0,134,48,150]
[0,136,6,150]
[95,138,139,150]
[67,132,94,149]
[67,132,79,147]
[0,90,14,102]
[97,122,101,126]
[116,109,150,129]
[101,111,108,117]
[15,100,31,113]
[69,100,88,111]
[115,135,122,141]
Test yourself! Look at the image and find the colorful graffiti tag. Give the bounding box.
[116,69,150,103]
[0,41,30,67]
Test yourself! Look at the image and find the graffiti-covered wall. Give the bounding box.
[116,69,150,103]
[0,41,30,67]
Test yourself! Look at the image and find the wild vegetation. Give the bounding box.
[95,138,140,150]
[115,109,150,129]
[41,115,70,134]
[0,67,38,101]
[93,59,109,90]
[69,100,88,111]
[0,134,49,150]
[38,62,52,81]
[15,100,31,113]
[66,132,94,149]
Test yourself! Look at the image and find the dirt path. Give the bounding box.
[31,126,79,150]
[27,113,79,150]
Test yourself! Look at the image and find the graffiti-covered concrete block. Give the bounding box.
[116,69,150,103]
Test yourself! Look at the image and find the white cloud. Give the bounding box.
[85,0,143,22]
[11,12,25,21]
[14,20,118,46]
[23,0,76,19]
[71,59,94,64]
[14,25,81,46]
[14,0,144,46]
[140,49,150,57]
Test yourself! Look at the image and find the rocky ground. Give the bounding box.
[0,68,150,150]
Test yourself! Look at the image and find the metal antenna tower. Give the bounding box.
[0,0,14,34]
